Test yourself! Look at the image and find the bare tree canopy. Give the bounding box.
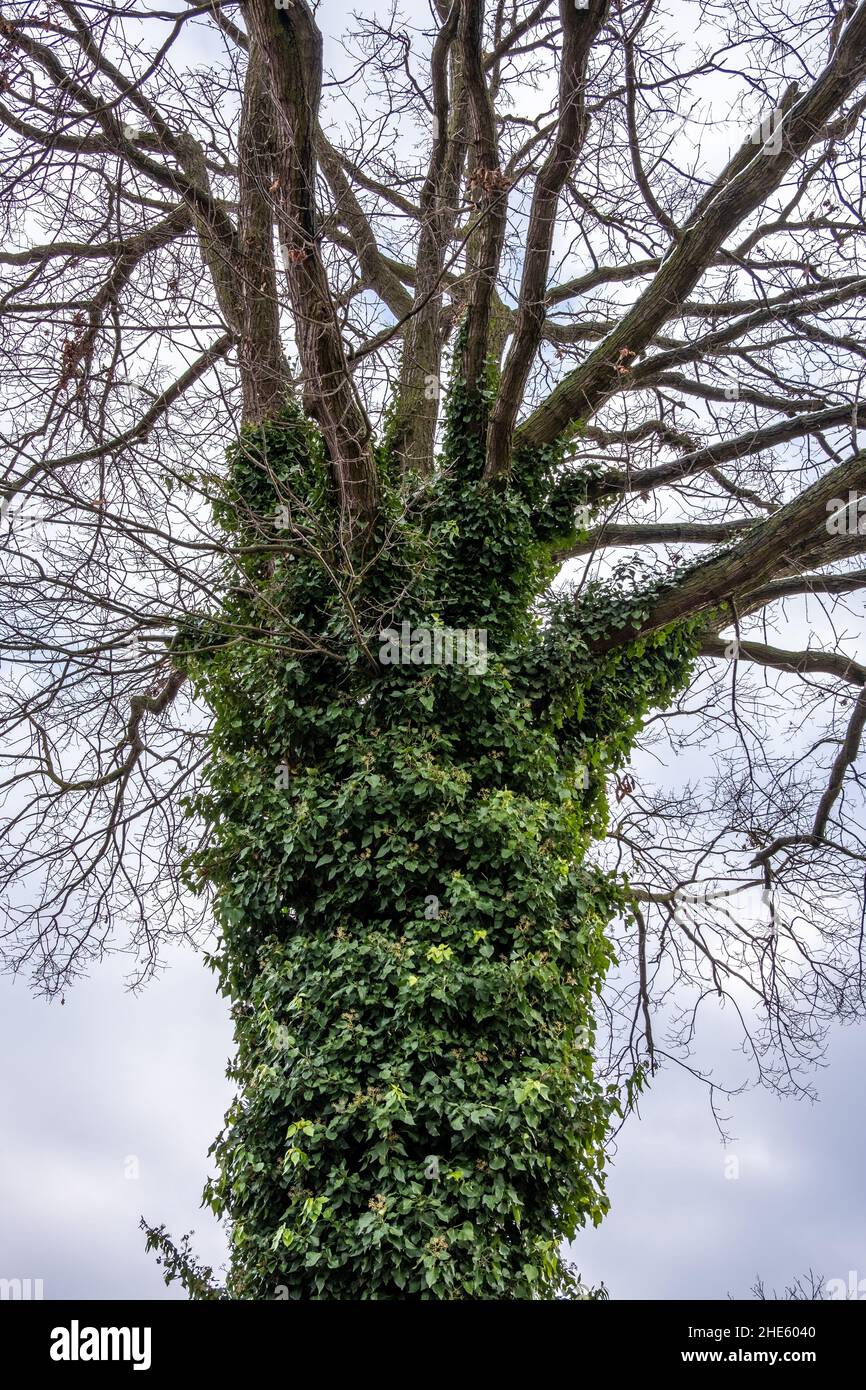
[2,0,866,1135]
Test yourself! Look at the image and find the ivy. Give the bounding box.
[160,394,700,1300]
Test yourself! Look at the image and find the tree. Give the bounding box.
[2,0,866,1298]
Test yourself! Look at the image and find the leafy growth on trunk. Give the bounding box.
[169,388,699,1299]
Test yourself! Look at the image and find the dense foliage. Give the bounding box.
[169,382,699,1299]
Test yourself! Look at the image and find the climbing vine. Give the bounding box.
[161,374,700,1299]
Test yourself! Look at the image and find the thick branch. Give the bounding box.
[558,518,757,560]
[592,447,866,652]
[700,635,866,686]
[392,2,465,476]
[585,402,866,501]
[237,35,292,422]
[517,6,866,450]
[246,0,379,531]
[459,0,509,404]
[485,0,608,478]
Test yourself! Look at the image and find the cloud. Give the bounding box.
[2,935,863,1300]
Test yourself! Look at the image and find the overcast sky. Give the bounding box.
[1,933,863,1300]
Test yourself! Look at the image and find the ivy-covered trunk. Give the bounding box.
[180,391,696,1299]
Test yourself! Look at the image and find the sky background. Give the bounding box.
[2,925,863,1300]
